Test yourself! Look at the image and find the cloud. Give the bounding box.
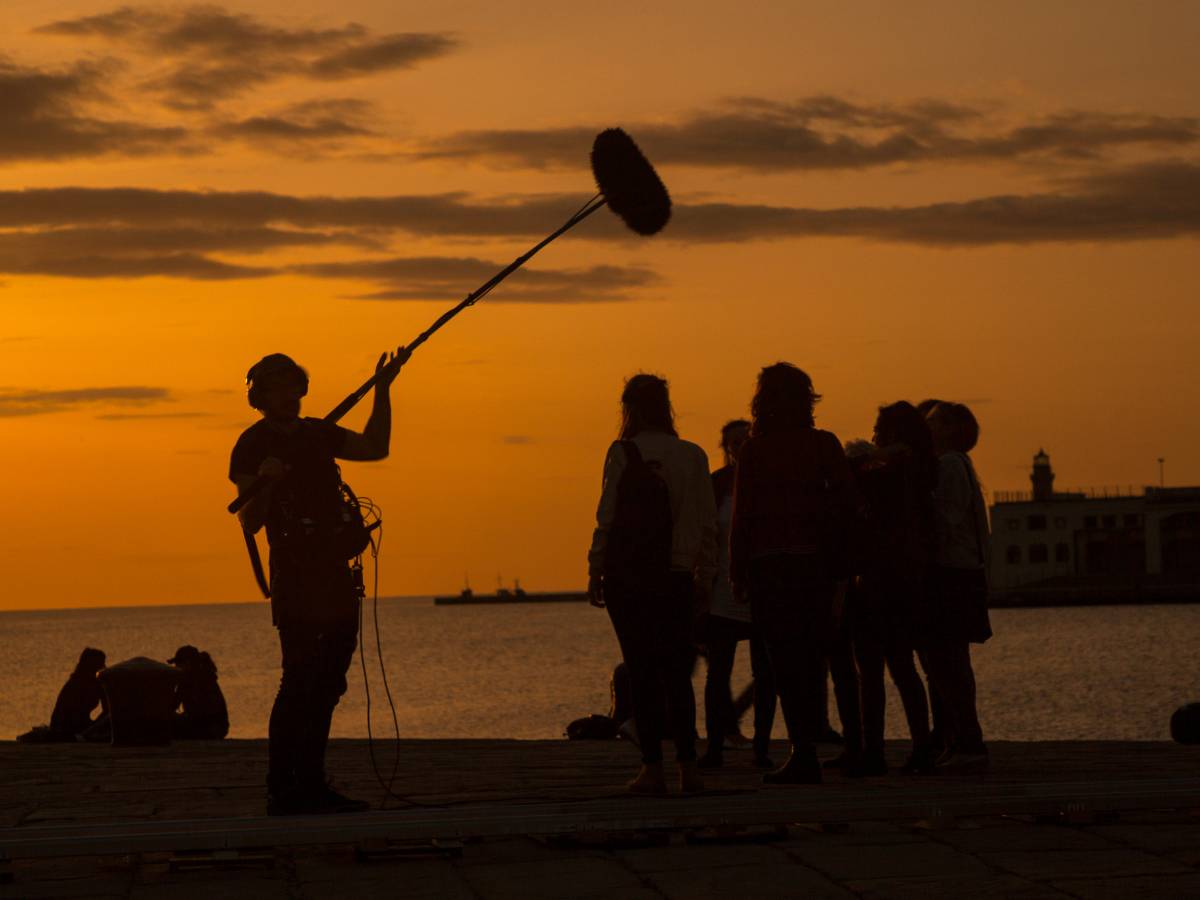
[210,98,376,149]
[416,96,1200,172]
[0,386,171,417]
[0,249,271,280]
[96,411,214,420]
[502,435,534,445]
[0,187,582,237]
[0,57,190,162]
[664,160,1200,245]
[292,257,659,302]
[36,6,456,109]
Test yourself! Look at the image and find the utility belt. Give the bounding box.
[244,480,379,599]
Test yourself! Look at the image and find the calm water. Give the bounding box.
[2,601,1197,742]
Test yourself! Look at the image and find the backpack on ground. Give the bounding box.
[603,440,673,580]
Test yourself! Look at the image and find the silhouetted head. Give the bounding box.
[246,353,308,419]
[928,401,979,454]
[915,398,945,418]
[720,419,751,466]
[167,645,201,666]
[74,647,106,676]
[874,401,933,453]
[619,374,677,439]
[750,363,820,436]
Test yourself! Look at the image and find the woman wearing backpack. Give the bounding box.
[730,363,860,784]
[588,374,718,795]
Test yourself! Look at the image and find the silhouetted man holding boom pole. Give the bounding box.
[230,347,407,816]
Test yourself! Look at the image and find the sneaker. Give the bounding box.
[627,762,667,795]
[698,750,724,770]
[723,731,752,750]
[311,783,371,814]
[846,752,888,778]
[762,751,821,785]
[934,751,989,774]
[267,785,315,817]
[899,747,937,775]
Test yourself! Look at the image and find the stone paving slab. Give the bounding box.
[639,861,854,899]
[978,847,1192,880]
[1050,873,1200,899]
[848,873,1066,899]
[786,840,998,881]
[456,857,649,899]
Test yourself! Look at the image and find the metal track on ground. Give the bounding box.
[4,777,1200,860]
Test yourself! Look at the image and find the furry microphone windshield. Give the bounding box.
[591,128,672,236]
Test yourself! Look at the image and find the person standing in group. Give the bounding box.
[699,419,776,771]
[923,401,992,771]
[230,348,408,816]
[730,363,859,784]
[588,374,718,795]
[849,402,938,775]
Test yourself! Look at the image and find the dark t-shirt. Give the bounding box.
[229,417,355,624]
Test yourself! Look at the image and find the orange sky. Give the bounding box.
[2,1,1197,609]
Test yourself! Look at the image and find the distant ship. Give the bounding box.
[433,577,587,606]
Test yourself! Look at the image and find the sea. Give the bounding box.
[3,601,1198,742]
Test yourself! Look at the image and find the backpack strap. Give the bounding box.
[618,439,644,467]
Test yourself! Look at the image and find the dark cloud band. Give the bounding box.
[0,386,171,417]
[417,98,1200,173]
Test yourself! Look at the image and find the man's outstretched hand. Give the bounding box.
[376,345,411,388]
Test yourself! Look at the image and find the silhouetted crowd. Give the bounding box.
[588,363,992,794]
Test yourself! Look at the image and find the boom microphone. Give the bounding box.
[591,128,671,236]
[230,128,669,515]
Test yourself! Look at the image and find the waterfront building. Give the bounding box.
[988,451,1200,604]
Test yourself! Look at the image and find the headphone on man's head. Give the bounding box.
[246,353,309,410]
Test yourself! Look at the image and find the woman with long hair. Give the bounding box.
[699,418,776,770]
[730,363,859,784]
[587,374,718,794]
[850,401,938,775]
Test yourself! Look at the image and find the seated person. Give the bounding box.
[18,648,108,742]
[168,645,230,739]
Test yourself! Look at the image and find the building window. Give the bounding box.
[1054,516,1067,529]
[1008,519,1021,531]
[1084,515,1098,529]
[1029,544,1049,563]
[1056,543,1070,562]
[1006,546,1021,564]
[1028,515,1047,531]
[1103,515,1116,529]
[1124,514,1141,528]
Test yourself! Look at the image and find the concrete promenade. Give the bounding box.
[2,739,1199,898]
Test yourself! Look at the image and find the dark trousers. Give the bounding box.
[268,612,359,793]
[749,554,835,759]
[605,571,698,764]
[827,606,863,754]
[704,615,775,751]
[855,628,931,757]
[921,638,985,753]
